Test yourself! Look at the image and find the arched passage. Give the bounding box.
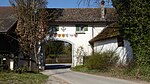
[45,38,74,65]
[52,38,75,67]
[39,37,75,70]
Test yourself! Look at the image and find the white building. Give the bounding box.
[89,23,133,64]
[45,8,118,67]
[0,6,133,70]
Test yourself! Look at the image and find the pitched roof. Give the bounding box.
[89,23,120,44]
[0,7,17,33]
[47,8,117,23]
[0,7,117,32]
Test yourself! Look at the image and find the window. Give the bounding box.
[117,37,124,47]
[49,25,59,33]
[76,24,88,34]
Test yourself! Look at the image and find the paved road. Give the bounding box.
[42,64,149,84]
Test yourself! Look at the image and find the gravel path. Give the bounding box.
[41,71,70,84]
[45,75,70,84]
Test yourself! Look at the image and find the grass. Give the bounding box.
[0,72,48,84]
[73,51,150,83]
[72,65,150,82]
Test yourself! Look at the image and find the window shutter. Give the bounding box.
[84,25,88,31]
[76,26,80,31]
[56,26,59,31]
[84,27,88,31]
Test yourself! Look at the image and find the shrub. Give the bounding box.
[83,56,90,64]
[15,66,27,74]
[85,51,119,70]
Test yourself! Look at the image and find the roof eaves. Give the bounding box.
[7,19,17,32]
[0,19,17,33]
[49,20,116,23]
[89,23,120,44]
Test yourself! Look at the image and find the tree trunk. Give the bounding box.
[34,43,39,72]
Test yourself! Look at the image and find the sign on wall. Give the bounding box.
[53,34,78,38]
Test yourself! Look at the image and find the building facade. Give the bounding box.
[89,23,133,64]
[43,8,117,67]
[0,6,131,70]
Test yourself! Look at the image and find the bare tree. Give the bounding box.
[9,0,48,71]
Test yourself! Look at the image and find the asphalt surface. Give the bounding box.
[42,64,149,84]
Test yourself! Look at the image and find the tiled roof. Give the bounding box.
[0,7,17,33]
[47,8,117,22]
[89,23,120,44]
[0,7,117,32]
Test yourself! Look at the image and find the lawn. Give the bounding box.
[72,65,150,82]
[0,72,48,84]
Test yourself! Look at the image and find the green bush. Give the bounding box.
[85,51,119,70]
[83,56,90,64]
[15,66,28,74]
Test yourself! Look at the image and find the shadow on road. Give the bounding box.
[45,64,71,70]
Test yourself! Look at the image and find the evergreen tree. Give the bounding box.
[112,0,150,76]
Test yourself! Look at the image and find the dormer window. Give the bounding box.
[76,24,88,34]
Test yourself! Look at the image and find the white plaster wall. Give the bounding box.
[94,38,133,64]
[93,26,104,37]
[49,24,105,66]
[54,25,104,55]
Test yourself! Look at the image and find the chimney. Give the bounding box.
[101,0,105,19]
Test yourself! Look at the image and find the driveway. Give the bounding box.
[42,64,149,84]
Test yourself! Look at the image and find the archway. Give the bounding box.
[49,38,74,65]
[39,37,75,70]
[45,41,71,63]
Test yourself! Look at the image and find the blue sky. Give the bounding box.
[0,0,113,8]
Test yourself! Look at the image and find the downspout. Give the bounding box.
[92,43,94,55]
[92,25,94,54]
